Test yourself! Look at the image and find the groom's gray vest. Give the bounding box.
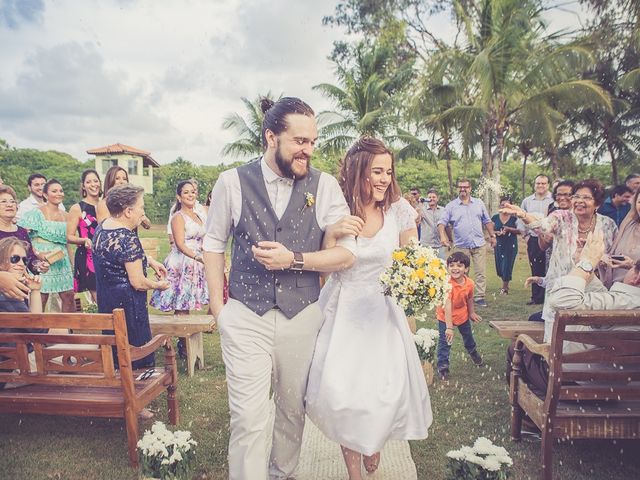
[228,160,324,318]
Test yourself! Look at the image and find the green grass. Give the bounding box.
[1,233,639,479]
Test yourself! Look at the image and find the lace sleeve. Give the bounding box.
[393,198,420,232]
[113,230,145,264]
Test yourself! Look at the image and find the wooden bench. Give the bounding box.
[489,320,544,343]
[149,314,215,378]
[0,309,179,468]
[509,309,640,480]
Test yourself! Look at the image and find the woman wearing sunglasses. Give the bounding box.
[0,237,42,313]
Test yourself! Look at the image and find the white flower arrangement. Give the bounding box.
[445,437,513,479]
[474,177,508,200]
[379,241,451,321]
[414,328,439,362]
[137,421,197,479]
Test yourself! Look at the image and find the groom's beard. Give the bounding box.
[275,144,310,180]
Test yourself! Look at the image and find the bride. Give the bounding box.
[306,136,433,480]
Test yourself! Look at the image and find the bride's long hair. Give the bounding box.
[338,136,401,221]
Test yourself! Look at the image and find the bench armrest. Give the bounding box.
[515,334,551,362]
[130,335,170,361]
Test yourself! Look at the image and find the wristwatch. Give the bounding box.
[576,259,594,273]
[290,251,304,271]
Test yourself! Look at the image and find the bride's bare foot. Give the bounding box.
[363,452,380,473]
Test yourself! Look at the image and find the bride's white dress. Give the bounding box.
[306,199,433,456]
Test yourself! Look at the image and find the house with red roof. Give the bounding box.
[87,143,160,194]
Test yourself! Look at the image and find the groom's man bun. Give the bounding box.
[260,96,315,148]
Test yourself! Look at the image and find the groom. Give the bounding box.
[203,97,356,480]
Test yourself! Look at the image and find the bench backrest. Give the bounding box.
[0,309,133,388]
[546,309,640,408]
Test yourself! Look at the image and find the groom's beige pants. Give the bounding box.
[217,298,324,480]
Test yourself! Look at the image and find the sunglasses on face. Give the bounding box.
[10,255,28,265]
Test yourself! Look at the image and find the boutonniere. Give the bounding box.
[302,192,315,211]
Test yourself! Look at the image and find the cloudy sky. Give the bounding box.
[0,0,588,166]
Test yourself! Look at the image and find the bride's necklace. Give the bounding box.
[577,215,596,234]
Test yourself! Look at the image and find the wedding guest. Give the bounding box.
[202,96,356,480]
[507,232,640,399]
[500,179,617,341]
[66,169,101,302]
[437,178,497,307]
[150,181,208,313]
[402,192,421,227]
[167,178,205,246]
[519,174,553,305]
[18,179,75,312]
[436,251,483,380]
[492,196,521,295]
[93,184,169,370]
[597,184,633,227]
[0,237,43,314]
[306,137,432,480]
[420,189,447,259]
[16,173,65,221]
[0,185,49,275]
[96,166,151,229]
[599,188,640,287]
[625,173,640,193]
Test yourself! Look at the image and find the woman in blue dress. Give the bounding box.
[92,184,169,370]
[492,196,521,294]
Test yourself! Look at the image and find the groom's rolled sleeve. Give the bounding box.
[203,169,236,253]
[317,173,356,256]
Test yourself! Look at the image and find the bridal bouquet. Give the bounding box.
[137,421,197,479]
[445,437,513,480]
[414,328,439,362]
[379,241,450,321]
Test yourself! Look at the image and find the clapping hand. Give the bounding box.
[498,202,523,218]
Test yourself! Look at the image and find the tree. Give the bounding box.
[314,40,414,153]
[221,93,278,160]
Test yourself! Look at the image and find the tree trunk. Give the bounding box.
[481,122,492,178]
[443,132,454,199]
[521,152,528,200]
[607,140,618,185]
[548,147,559,180]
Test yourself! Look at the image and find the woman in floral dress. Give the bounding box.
[150,180,209,313]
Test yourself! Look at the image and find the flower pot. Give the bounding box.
[421,360,434,385]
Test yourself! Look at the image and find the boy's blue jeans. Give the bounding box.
[437,319,477,371]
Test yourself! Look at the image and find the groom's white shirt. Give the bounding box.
[203,157,356,254]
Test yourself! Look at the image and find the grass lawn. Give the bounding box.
[1,230,639,479]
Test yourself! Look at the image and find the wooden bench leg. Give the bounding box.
[124,405,140,468]
[184,333,204,378]
[541,424,553,480]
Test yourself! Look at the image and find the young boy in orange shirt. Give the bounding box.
[436,251,483,380]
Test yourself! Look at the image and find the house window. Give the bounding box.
[102,158,117,173]
[128,159,138,175]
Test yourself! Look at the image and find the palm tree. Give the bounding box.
[313,41,414,153]
[431,0,612,211]
[221,93,278,160]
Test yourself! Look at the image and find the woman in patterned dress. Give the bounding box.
[18,179,75,312]
[150,180,209,314]
[66,169,101,302]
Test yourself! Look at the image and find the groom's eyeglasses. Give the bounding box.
[9,255,28,265]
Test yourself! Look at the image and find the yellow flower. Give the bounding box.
[429,258,441,269]
[393,251,407,262]
[416,256,426,266]
[428,287,436,297]
[415,268,426,280]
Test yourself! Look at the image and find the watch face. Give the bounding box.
[578,260,593,272]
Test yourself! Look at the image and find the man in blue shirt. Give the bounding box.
[438,178,496,307]
[598,184,633,227]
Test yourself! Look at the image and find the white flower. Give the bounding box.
[483,456,502,471]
